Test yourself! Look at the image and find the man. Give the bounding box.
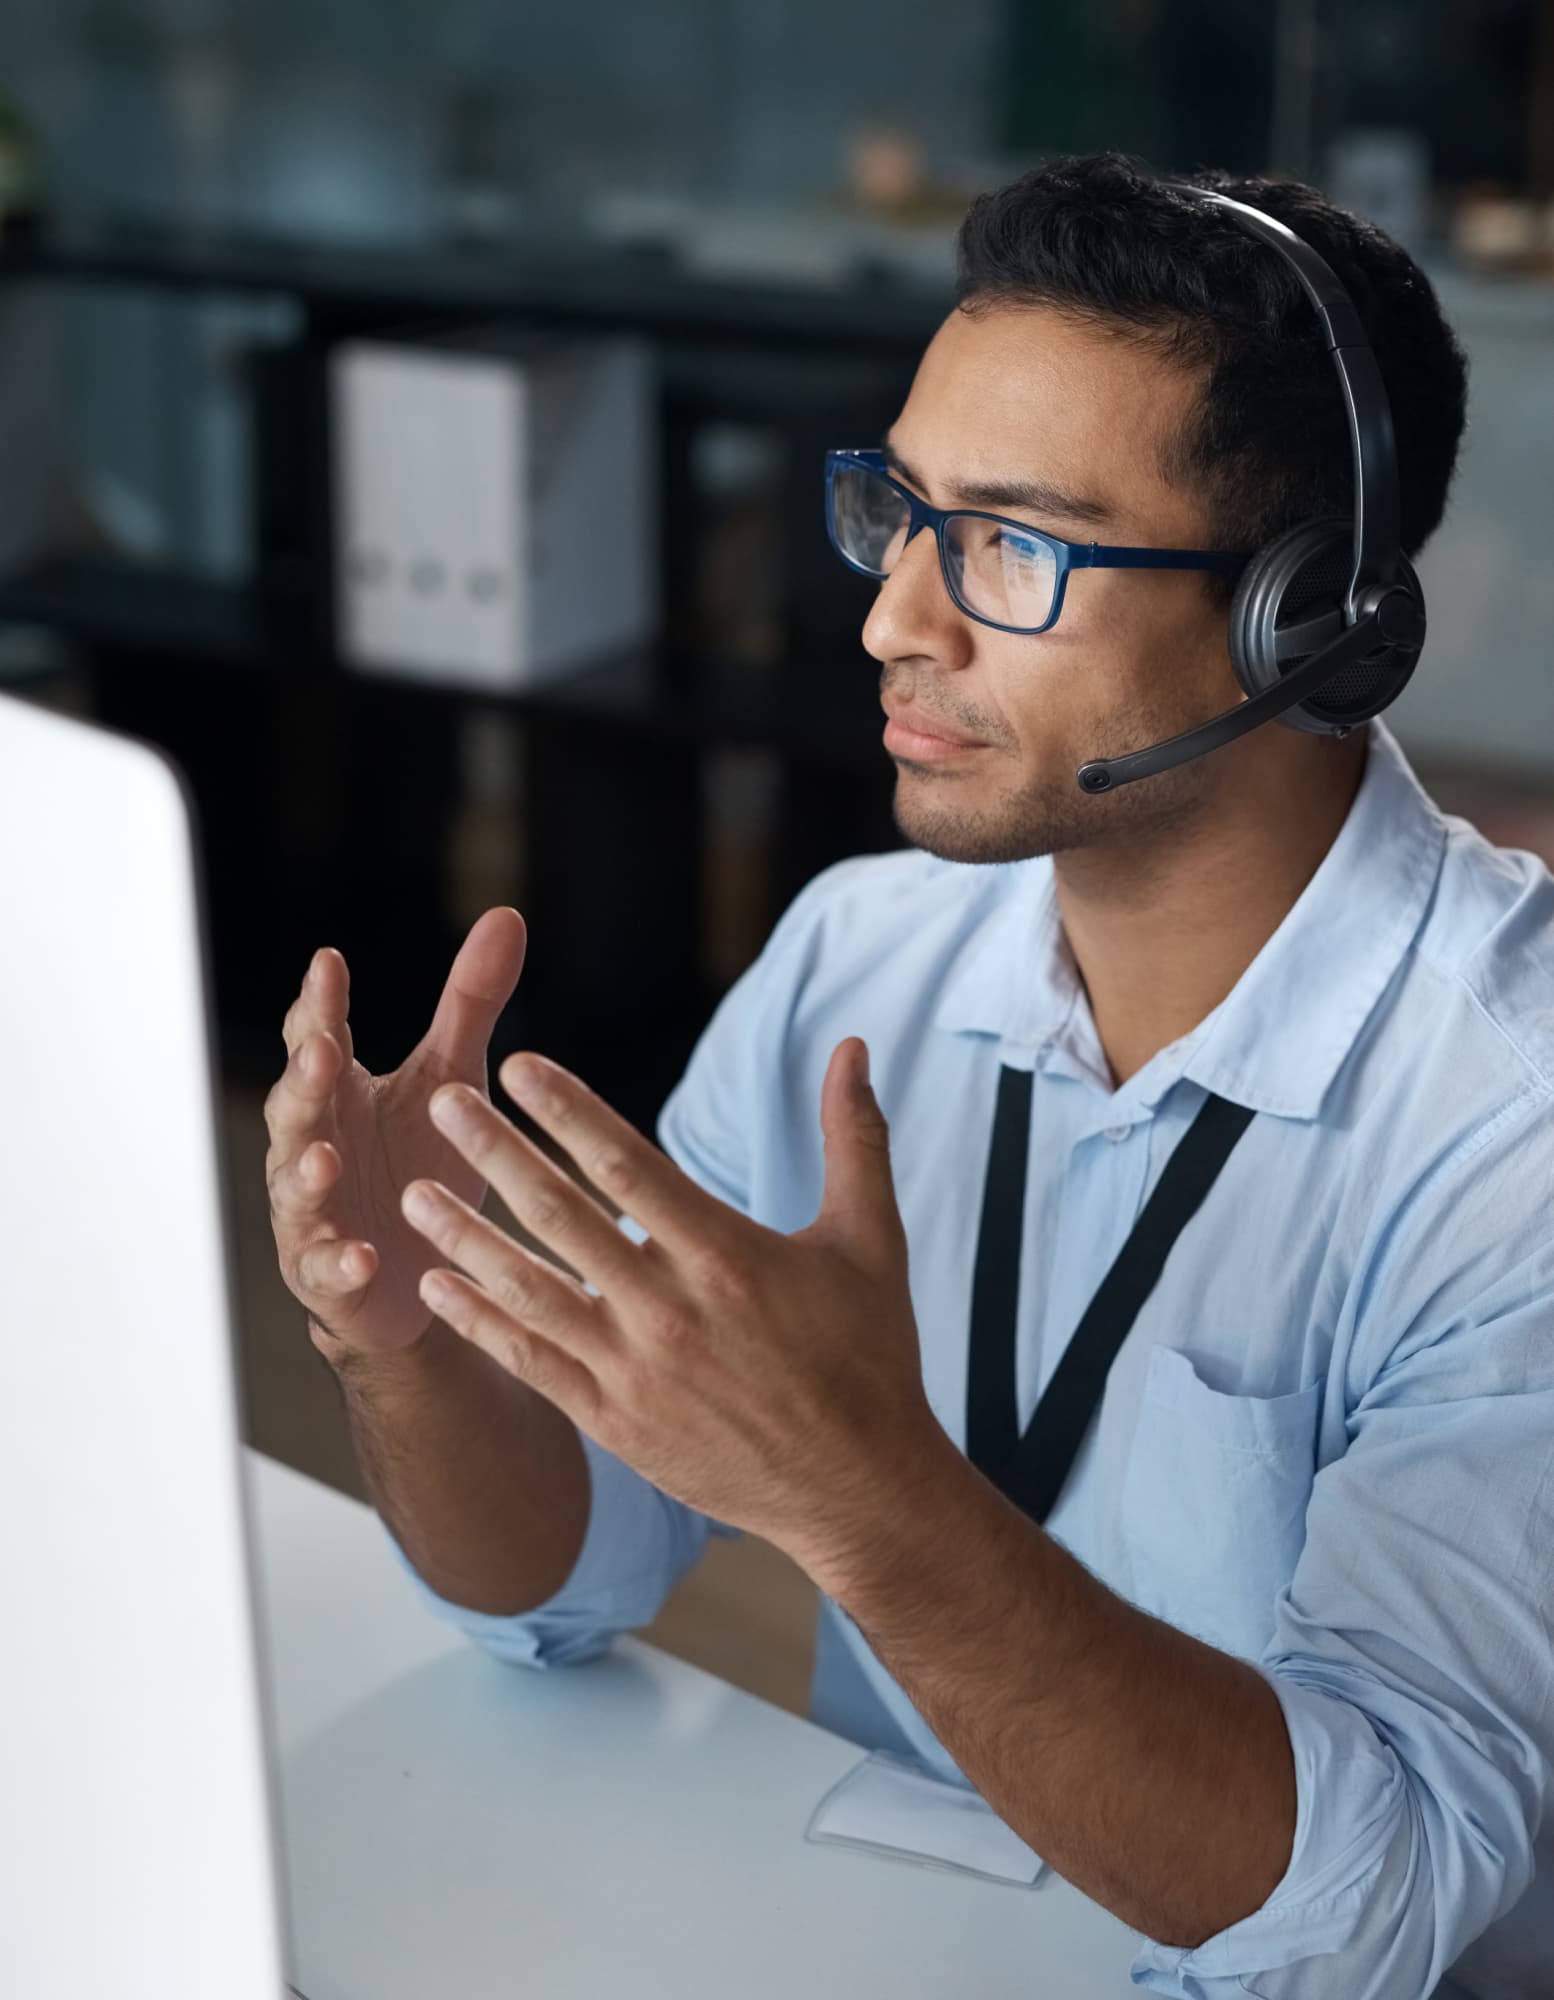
[265,154,1554,1996]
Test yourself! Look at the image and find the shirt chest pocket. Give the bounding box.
[1118,1344,1323,1661]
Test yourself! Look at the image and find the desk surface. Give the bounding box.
[249,1450,1146,1999]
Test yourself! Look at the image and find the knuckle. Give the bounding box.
[265,1148,302,1212]
[522,1181,573,1242]
[468,1290,517,1357]
[686,1243,751,1310]
[588,1395,630,1455]
[261,1074,290,1128]
[641,1293,697,1347]
[306,1243,356,1298]
[284,1247,321,1305]
[269,1145,318,1212]
[301,1266,340,1307]
[589,1145,638,1200]
[493,1259,539,1321]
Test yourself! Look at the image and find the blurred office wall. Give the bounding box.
[0,0,1002,224]
[2,0,1552,773]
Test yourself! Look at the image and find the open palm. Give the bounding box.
[264,907,527,1353]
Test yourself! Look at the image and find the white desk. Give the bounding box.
[248,1451,1146,1998]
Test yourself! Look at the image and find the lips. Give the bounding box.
[881,703,985,748]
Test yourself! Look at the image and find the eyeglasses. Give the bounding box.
[824,449,1251,637]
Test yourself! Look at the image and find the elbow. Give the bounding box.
[1140,1724,1537,2000]
[464,1618,620,1673]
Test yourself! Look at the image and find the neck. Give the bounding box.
[1053,730,1371,1090]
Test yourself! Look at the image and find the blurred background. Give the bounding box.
[2,0,1552,1712]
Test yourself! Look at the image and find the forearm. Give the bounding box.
[797,1430,1295,1947]
[316,1317,590,1615]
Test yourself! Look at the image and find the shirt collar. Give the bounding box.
[931,721,1448,1123]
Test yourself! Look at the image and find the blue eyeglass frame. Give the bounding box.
[825,448,1252,636]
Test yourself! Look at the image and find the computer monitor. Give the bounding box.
[0,689,292,2000]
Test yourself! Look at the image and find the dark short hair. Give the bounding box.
[955,151,1469,597]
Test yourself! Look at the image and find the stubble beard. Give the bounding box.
[889,749,1209,866]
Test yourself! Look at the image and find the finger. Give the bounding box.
[305,946,355,1067]
[262,1030,344,1148]
[420,1266,600,1426]
[403,1178,605,1344]
[495,1054,728,1263]
[418,908,527,1078]
[295,1235,378,1299]
[815,1037,904,1257]
[282,948,353,1066]
[266,1136,342,1225]
[424,1085,669,1301]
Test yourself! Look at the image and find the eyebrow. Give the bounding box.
[880,436,1114,531]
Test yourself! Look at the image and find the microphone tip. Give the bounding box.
[1077,764,1113,794]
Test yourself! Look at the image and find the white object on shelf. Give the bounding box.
[331,332,658,692]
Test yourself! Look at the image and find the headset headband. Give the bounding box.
[1173,184,1403,618]
[1073,182,1426,794]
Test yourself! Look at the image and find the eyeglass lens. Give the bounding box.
[830,458,1058,631]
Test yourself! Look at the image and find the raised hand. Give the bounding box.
[263,907,527,1353]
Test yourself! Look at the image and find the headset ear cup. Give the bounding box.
[1226,519,1424,736]
[1225,536,1295,701]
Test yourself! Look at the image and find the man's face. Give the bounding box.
[864,303,1246,864]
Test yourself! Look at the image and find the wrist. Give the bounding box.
[784,1408,969,1602]
[308,1314,444,1379]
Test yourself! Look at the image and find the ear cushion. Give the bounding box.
[1228,519,1424,736]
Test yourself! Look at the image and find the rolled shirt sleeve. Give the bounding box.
[386,862,860,1668]
[1133,1116,1554,1998]
[382,1431,735,1668]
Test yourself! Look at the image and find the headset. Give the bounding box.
[1074,184,1428,795]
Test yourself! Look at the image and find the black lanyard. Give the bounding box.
[965,1066,1255,1526]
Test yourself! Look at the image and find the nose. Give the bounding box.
[861,524,974,672]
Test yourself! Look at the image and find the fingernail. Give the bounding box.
[420,1270,456,1309]
[503,1055,560,1113]
[430,1085,474,1132]
[403,1183,441,1225]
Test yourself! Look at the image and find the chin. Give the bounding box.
[889,754,1204,866]
[894,702,1236,866]
[890,767,1074,865]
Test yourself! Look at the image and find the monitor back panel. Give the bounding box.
[0,692,287,2000]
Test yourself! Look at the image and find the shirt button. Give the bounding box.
[1103,1124,1130,1142]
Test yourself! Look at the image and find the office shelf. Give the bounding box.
[0,553,885,764]
[0,218,905,1099]
[1,215,948,356]
[0,554,283,669]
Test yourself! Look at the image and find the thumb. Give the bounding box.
[815,1038,904,1256]
[417,906,528,1080]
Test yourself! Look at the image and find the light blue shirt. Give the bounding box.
[393,720,1554,1999]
